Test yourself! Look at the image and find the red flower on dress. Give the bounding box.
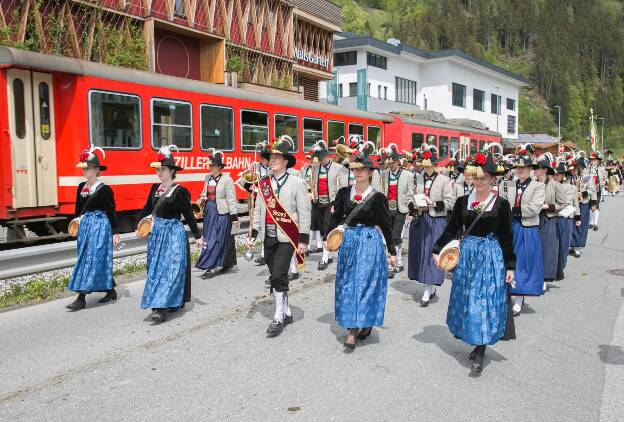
[79,151,90,162]
[423,151,432,159]
[157,152,166,162]
[551,161,556,167]
[474,153,487,165]
[518,149,527,155]
[354,194,362,201]
[471,201,480,208]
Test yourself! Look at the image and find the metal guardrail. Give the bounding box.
[0,220,249,281]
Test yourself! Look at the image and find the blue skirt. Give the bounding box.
[511,219,544,296]
[539,214,559,280]
[335,226,388,328]
[408,213,447,285]
[68,211,113,293]
[556,217,574,279]
[141,217,189,309]
[195,200,232,270]
[571,203,590,248]
[447,235,508,346]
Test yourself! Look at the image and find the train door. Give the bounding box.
[6,69,57,209]
[459,134,471,160]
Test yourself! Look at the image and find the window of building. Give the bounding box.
[348,123,364,140]
[339,84,343,98]
[378,85,382,99]
[395,77,417,105]
[439,136,449,158]
[368,126,381,149]
[411,133,423,150]
[334,51,357,66]
[473,89,484,112]
[349,82,357,97]
[241,110,268,152]
[303,118,323,152]
[507,98,516,111]
[491,94,501,114]
[151,98,192,150]
[368,83,371,97]
[274,114,298,151]
[452,83,466,108]
[507,115,516,133]
[89,90,141,149]
[384,86,388,100]
[366,52,387,69]
[200,104,233,151]
[174,0,186,17]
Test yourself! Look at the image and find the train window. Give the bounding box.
[450,137,459,156]
[241,110,268,152]
[439,136,449,158]
[328,120,344,143]
[348,123,364,140]
[89,90,141,149]
[470,139,478,156]
[367,126,381,149]
[151,99,192,150]
[303,118,323,152]
[411,133,423,150]
[12,79,26,139]
[200,104,233,151]
[426,134,437,146]
[38,83,51,140]
[274,114,298,152]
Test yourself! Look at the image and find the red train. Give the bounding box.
[0,47,501,242]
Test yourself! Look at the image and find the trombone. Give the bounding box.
[244,142,262,262]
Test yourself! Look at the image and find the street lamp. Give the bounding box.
[553,105,561,151]
[598,117,605,151]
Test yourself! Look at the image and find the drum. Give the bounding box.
[325,226,345,252]
[136,215,153,238]
[68,217,82,237]
[438,239,460,271]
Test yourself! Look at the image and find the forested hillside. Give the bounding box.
[334,0,624,152]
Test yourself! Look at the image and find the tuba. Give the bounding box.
[333,143,352,167]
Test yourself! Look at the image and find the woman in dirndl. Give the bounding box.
[408,144,454,307]
[433,151,516,374]
[196,149,239,279]
[570,155,596,258]
[327,146,397,349]
[66,145,121,311]
[554,158,580,280]
[138,146,204,323]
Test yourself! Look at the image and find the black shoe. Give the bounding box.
[395,265,405,273]
[357,327,373,340]
[255,257,266,266]
[201,270,215,280]
[266,318,284,337]
[284,314,294,326]
[167,304,184,313]
[318,261,329,271]
[430,289,437,300]
[420,298,429,307]
[593,225,599,231]
[388,271,395,279]
[573,249,581,258]
[150,309,167,323]
[220,266,234,274]
[288,272,300,281]
[471,354,484,373]
[328,258,334,264]
[98,288,117,303]
[66,297,86,311]
[469,347,479,360]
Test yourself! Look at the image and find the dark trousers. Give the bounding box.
[223,234,237,268]
[311,203,332,236]
[389,210,406,246]
[264,236,295,292]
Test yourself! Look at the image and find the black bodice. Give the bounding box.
[74,182,119,234]
[140,183,201,239]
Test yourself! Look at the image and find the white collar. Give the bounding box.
[350,185,374,200]
[88,181,102,194]
[467,190,496,212]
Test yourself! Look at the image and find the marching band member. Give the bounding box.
[534,153,566,290]
[380,143,414,275]
[408,145,453,307]
[301,153,322,254]
[327,146,397,349]
[309,140,347,271]
[498,149,545,316]
[588,152,603,230]
[66,146,120,310]
[606,158,620,196]
[445,155,462,222]
[195,150,239,279]
[139,146,203,323]
[433,151,515,373]
[248,137,311,338]
[570,154,597,258]
[554,157,580,281]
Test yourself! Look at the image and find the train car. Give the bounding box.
[0,47,501,243]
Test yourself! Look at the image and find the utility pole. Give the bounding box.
[553,105,561,152]
[598,117,605,151]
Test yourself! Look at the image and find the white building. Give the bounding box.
[319,33,530,139]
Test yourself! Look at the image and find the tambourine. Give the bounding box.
[68,216,82,237]
[136,215,153,238]
[438,239,460,271]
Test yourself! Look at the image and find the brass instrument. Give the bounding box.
[576,176,583,203]
[192,197,206,219]
[241,168,260,184]
[310,159,319,203]
[244,144,262,262]
[333,143,352,166]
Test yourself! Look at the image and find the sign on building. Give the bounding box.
[356,69,367,111]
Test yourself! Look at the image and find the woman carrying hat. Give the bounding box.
[433,151,515,373]
[196,149,239,279]
[554,158,580,280]
[498,149,545,316]
[534,153,566,290]
[138,146,204,323]
[66,146,121,311]
[327,146,398,349]
[570,154,597,258]
[408,145,454,307]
